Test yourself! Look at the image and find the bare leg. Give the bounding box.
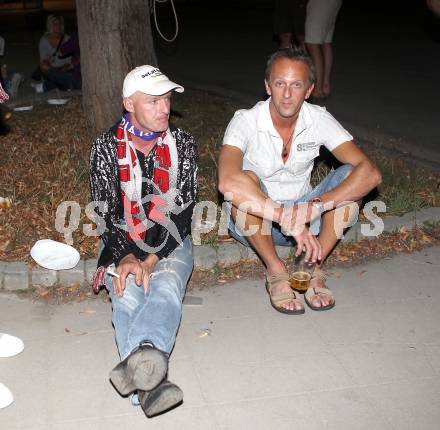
[231,206,282,274]
[305,42,324,97]
[322,42,333,97]
[319,201,359,260]
[309,201,360,308]
[279,32,293,49]
[231,171,303,312]
[296,34,306,51]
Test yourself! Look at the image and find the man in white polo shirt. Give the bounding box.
[218,48,381,315]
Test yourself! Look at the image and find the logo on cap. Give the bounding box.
[141,68,162,79]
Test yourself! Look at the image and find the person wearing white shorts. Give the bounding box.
[305,0,343,99]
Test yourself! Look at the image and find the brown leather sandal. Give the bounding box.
[265,272,305,315]
[304,269,335,311]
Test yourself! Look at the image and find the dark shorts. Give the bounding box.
[273,0,307,36]
[228,164,352,247]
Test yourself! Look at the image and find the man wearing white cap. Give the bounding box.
[89,65,197,417]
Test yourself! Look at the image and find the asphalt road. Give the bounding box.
[1,0,439,165]
[156,0,440,165]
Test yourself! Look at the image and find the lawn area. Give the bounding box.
[0,89,439,263]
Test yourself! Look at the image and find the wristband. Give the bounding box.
[311,197,325,215]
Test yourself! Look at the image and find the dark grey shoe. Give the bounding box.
[139,380,183,418]
[109,344,168,396]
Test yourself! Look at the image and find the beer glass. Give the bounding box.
[290,253,315,292]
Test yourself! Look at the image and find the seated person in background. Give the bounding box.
[32,14,72,93]
[58,32,81,90]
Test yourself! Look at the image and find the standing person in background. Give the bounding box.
[427,0,440,17]
[273,0,307,50]
[31,14,71,93]
[305,0,343,100]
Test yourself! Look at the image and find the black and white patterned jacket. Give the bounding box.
[89,124,197,267]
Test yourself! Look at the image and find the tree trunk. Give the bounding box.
[76,0,157,134]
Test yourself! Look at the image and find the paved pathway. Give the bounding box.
[1,246,439,429]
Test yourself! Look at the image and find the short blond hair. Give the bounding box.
[46,14,64,34]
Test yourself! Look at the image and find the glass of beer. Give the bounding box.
[290,253,315,293]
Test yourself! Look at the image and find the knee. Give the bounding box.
[218,169,261,197]
[150,270,185,301]
[242,169,260,185]
[111,287,140,312]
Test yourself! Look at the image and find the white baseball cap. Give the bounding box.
[123,65,184,98]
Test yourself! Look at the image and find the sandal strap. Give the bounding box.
[305,286,334,301]
[270,291,299,307]
[265,272,289,293]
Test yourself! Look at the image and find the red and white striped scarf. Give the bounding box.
[92,120,178,293]
[114,120,177,243]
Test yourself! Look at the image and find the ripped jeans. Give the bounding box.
[105,237,193,360]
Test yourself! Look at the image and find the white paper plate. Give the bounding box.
[30,239,80,270]
[13,105,33,111]
[0,383,14,409]
[0,333,24,358]
[47,98,69,105]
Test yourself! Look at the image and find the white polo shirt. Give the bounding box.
[223,98,353,203]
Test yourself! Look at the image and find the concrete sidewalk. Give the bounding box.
[1,246,439,429]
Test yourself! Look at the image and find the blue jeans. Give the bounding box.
[105,237,193,360]
[229,164,352,247]
[44,67,80,91]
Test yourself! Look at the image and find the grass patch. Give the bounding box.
[375,156,439,215]
[311,151,440,217]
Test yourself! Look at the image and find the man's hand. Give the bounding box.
[113,253,160,297]
[139,254,159,294]
[113,254,143,297]
[292,227,322,262]
[279,204,322,262]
